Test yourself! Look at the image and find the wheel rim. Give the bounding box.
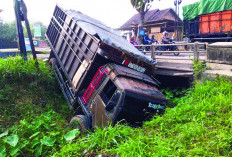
[70,116,85,132]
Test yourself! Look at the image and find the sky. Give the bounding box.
[0,0,199,28]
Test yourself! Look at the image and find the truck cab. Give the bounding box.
[73,64,167,130]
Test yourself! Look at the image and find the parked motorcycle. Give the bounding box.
[156,39,179,56]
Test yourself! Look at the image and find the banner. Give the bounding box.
[24,38,31,51]
[33,24,42,37]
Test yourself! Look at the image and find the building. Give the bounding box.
[119,8,182,42]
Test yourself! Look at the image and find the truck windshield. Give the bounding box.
[105,90,121,117]
[115,92,166,126]
[99,79,117,105]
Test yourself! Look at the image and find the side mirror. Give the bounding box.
[105,101,116,112]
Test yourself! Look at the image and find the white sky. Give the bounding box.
[0,0,199,28]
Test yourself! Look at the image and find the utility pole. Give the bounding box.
[174,0,182,41]
[14,0,38,65]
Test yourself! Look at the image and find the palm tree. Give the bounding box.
[130,0,157,43]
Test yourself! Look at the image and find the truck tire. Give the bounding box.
[69,115,88,133]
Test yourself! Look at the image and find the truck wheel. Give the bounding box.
[156,47,163,55]
[173,47,179,56]
[49,58,57,67]
[69,115,88,133]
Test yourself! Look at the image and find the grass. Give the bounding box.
[56,77,232,156]
[0,56,74,156]
[0,56,232,156]
[192,60,209,80]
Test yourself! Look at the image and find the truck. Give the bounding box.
[183,0,232,42]
[46,5,167,131]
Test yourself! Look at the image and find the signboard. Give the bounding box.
[33,40,39,47]
[24,38,31,51]
[151,27,161,33]
[33,24,41,37]
[139,30,145,36]
[25,38,41,50]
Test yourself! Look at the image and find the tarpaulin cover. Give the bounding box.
[183,0,232,20]
[66,10,157,65]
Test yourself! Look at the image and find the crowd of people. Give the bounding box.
[129,31,179,54]
[129,31,172,46]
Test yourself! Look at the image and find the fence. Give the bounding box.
[135,42,208,62]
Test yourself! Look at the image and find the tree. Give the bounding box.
[23,22,47,40]
[0,22,18,48]
[130,0,158,43]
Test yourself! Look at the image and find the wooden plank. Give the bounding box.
[156,62,193,69]
[155,69,194,77]
[156,65,193,72]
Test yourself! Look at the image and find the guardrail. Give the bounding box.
[135,42,208,61]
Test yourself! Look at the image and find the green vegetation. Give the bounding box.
[0,22,18,48]
[0,21,47,49]
[0,57,231,156]
[57,77,232,156]
[193,60,209,79]
[23,22,47,40]
[0,57,74,156]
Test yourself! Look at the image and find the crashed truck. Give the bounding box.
[46,5,167,131]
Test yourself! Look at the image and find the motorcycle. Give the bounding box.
[155,39,179,56]
[130,40,144,51]
[139,40,158,54]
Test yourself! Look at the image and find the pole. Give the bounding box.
[177,2,179,41]
[177,0,182,41]
[14,0,27,60]
[151,44,156,59]
[21,0,38,63]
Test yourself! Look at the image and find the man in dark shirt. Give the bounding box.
[143,32,150,45]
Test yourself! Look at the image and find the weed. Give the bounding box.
[0,56,73,156]
[192,60,209,79]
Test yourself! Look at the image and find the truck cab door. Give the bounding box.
[94,79,121,127]
[81,66,108,127]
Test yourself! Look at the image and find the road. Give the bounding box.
[0,47,51,59]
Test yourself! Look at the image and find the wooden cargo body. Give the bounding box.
[46,5,156,104]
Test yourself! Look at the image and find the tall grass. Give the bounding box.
[0,56,231,156]
[0,56,73,156]
[56,77,232,156]
[0,56,52,84]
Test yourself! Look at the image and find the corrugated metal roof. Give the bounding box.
[120,8,181,30]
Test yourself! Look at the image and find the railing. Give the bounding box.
[135,42,208,61]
